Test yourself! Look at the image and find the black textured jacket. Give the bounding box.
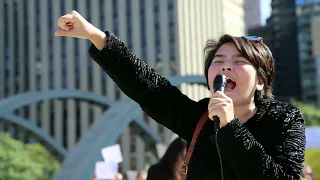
[89,32,306,180]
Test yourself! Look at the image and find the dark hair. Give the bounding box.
[156,137,187,178]
[203,35,275,102]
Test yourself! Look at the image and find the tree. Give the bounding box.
[0,133,60,180]
[290,100,320,126]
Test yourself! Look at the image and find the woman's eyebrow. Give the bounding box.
[214,54,243,58]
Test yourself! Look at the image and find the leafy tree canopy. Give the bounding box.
[290,100,320,126]
[0,133,60,180]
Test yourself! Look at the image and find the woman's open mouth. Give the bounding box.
[226,78,236,92]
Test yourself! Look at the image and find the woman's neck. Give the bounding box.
[234,102,257,123]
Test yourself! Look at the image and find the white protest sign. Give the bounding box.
[101,144,123,163]
[95,161,118,180]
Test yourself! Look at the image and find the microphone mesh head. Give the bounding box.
[213,74,227,93]
[214,74,226,86]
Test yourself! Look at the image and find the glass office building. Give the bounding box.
[296,2,320,104]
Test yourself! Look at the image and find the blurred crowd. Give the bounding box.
[91,137,186,180]
[90,137,315,180]
[91,171,148,180]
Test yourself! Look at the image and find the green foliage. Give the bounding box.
[290,101,320,179]
[290,100,320,126]
[0,133,60,180]
[305,148,320,180]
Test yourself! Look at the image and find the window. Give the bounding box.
[317,56,320,76]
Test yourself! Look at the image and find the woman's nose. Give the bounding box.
[221,65,233,71]
[219,60,234,71]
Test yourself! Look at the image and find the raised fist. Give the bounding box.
[55,10,98,39]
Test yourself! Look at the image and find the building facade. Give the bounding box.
[269,0,302,101]
[248,0,320,105]
[311,16,320,106]
[249,0,302,102]
[0,0,245,174]
[296,1,320,105]
[244,0,261,32]
[248,18,274,48]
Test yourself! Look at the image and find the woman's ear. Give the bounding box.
[256,78,264,91]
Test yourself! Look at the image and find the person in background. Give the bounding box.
[114,173,123,180]
[91,172,123,180]
[300,164,313,180]
[147,137,187,180]
[136,171,148,180]
[56,10,306,179]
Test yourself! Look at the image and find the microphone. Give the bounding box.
[213,74,227,93]
[213,74,227,131]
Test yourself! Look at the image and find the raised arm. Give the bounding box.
[89,31,203,137]
[55,10,201,139]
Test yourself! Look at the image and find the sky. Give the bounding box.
[260,0,272,25]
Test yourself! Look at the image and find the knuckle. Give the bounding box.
[221,105,228,110]
[221,103,227,107]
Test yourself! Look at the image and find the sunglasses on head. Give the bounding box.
[240,36,263,43]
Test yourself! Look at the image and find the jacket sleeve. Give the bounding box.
[216,108,306,180]
[88,31,200,139]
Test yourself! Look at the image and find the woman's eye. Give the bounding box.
[212,60,223,64]
[235,60,247,64]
